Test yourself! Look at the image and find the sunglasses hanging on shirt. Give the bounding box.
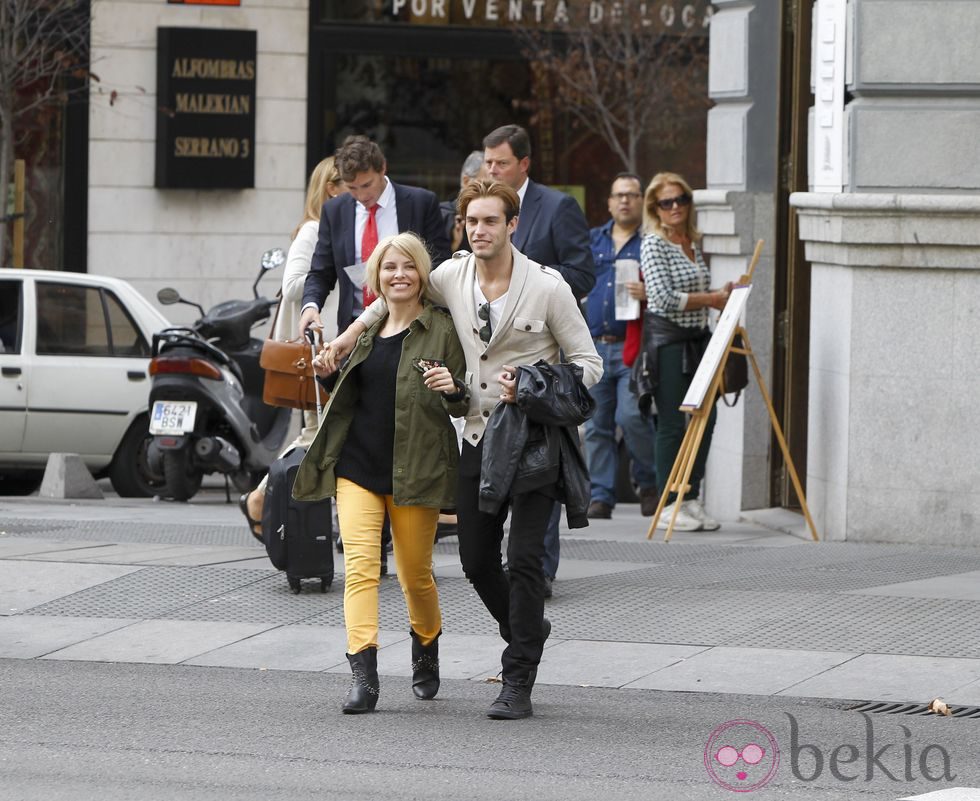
[478,303,492,344]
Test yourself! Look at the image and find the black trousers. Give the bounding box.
[456,440,554,684]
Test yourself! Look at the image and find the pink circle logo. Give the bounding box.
[704,719,779,792]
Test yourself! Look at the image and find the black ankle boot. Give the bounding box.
[342,648,379,714]
[410,630,440,700]
[487,680,533,719]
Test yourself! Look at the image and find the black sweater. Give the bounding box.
[335,329,408,495]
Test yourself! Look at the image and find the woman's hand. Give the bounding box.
[312,343,333,377]
[498,364,517,404]
[423,365,457,395]
[312,328,361,376]
[711,282,734,310]
[626,281,646,301]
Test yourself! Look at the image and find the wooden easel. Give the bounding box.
[646,240,819,543]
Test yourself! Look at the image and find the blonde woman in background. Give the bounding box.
[639,171,731,533]
[239,157,347,539]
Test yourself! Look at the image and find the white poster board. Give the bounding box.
[680,284,752,411]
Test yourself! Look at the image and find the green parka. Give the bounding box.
[292,303,468,508]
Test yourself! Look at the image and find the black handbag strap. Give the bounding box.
[719,387,742,407]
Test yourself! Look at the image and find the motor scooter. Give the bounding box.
[146,248,292,501]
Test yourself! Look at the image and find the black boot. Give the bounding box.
[487,680,533,720]
[410,630,440,700]
[342,648,379,714]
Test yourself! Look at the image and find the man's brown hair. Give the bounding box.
[482,125,531,161]
[456,179,520,223]
[334,135,385,182]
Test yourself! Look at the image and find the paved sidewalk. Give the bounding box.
[3,491,980,710]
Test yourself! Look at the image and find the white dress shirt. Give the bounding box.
[354,176,398,263]
[516,177,529,211]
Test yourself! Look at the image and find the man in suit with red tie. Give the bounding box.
[482,124,596,599]
[297,135,450,337]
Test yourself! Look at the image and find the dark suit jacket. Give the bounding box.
[513,180,595,300]
[302,180,450,330]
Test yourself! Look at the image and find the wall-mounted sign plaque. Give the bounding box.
[155,27,256,189]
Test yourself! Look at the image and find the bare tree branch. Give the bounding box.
[0,0,91,266]
[514,1,710,174]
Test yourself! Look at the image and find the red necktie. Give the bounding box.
[362,204,379,307]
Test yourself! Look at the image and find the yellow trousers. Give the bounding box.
[336,478,441,654]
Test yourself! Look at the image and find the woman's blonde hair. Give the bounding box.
[292,156,343,239]
[364,232,432,302]
[643,171,702,243]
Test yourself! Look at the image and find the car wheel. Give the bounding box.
[108,418,166,498]
[0,472,43,496]
[162,449,203,502]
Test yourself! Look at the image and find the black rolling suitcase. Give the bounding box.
[262,447,334,594]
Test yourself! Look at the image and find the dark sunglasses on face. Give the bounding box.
[478,302,492,343]
[656,193,692,210]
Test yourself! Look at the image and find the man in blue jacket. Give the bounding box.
[584,172,658,519]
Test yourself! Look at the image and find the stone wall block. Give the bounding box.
[853,0,980,91]
[850,102,980,192]
[849,268,953,380]
[706,104,748,189]
[708,6,749,96]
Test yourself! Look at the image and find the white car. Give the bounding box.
[0,268,171,496]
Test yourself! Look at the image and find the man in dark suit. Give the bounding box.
[483,125,595,300]
[482,124,596,599]
[298,135,450,337]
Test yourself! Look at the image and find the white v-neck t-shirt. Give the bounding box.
[473,281,509,338]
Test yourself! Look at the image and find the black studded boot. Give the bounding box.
[410,630,440,700]
[342,648,379,714]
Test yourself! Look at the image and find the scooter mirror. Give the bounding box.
[157,288,181,305]
[261,248,285,271]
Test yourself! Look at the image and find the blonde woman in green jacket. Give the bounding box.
[294,232,467,715]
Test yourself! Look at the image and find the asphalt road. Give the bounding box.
[2,659,977,801]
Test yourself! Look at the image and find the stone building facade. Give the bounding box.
[701,0,980,544]
[89,0,309,325]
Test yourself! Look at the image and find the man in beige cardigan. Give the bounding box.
[321,179,601,720]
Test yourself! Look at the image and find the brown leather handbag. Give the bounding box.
[259,303,326,410]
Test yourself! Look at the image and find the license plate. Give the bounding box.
[149,401,198,435]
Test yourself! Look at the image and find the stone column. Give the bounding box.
[699,0,780,518]
[792,194,980,544]
[793,0,980,543]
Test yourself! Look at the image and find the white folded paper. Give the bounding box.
[343,262,367,290]
[614,259,641,320]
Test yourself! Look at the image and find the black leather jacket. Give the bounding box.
[630,312,711,416]
[479,361,595,528]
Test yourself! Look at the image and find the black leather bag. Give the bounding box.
[516,360,596,426]
[719,334,749,406]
